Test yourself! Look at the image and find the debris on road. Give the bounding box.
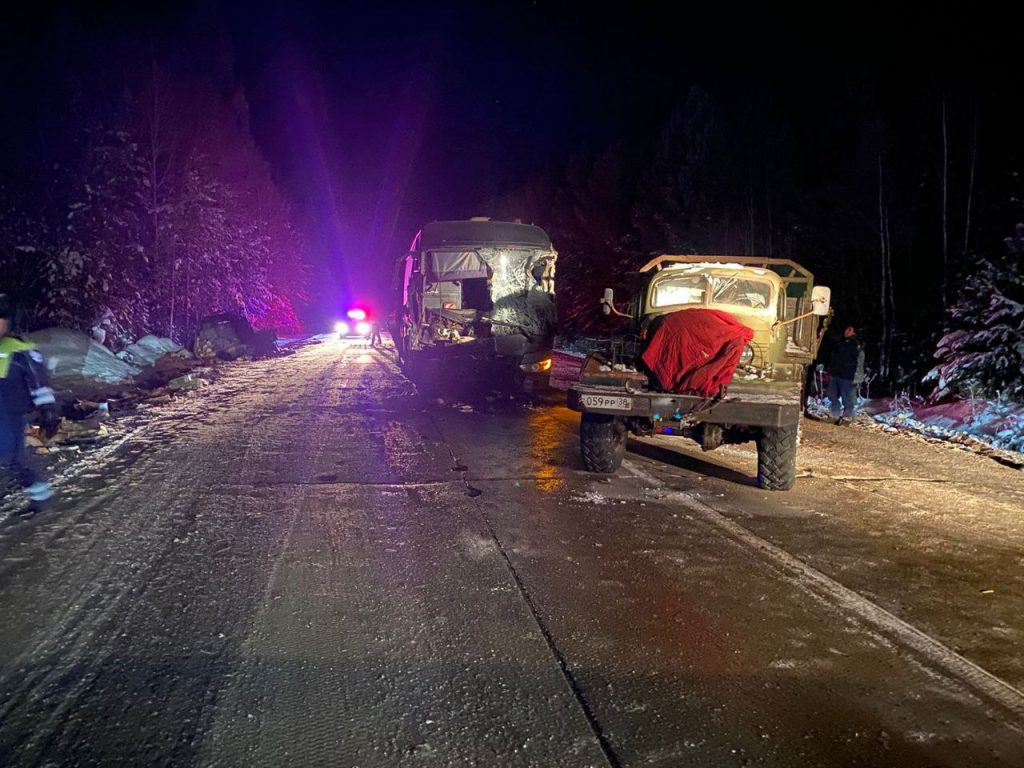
[800,472,956,483]
[168,373,207,392]
[194,313,278,361]
[43,444,81,454]
[117,335,190,367]
[24,414,115,455]
[28,327,139,385]
[17,325,285,478]
[570,490,610,504]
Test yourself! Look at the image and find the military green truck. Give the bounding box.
[566,255,831,490]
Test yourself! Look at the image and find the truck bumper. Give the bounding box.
[566,386,801,428]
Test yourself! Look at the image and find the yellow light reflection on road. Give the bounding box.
[527,409,567,493]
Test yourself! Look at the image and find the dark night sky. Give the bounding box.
[2,1,1022,317]
[218,2,1021,299]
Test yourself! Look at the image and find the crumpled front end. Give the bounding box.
[406,245,557,362]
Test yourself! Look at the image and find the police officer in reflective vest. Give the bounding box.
[0,294,61,513]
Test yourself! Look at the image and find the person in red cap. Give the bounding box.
[0,294,61,516]
[826,325,865,425]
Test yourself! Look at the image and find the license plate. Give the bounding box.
[580,394,632,412]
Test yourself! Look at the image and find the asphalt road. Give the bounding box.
[1,339,1022,767]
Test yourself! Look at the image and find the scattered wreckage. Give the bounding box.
[18,329,196,455]
[13,313,285,471]
[193,313,278,360]
[567,255,831,490]
[392,218,558,392]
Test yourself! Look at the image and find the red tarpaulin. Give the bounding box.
[641,309,754,397]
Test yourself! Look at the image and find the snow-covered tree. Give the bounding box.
[46,127,152,339]
[158,148,306,338]
[927,223,1024,399]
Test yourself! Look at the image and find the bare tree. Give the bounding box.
[140,59,182,336]
[963,110,977,255]
[878,156,895,379]
[941,97,949,306]
[747,155,756,255]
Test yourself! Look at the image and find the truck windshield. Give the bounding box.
[651,275,706,307]
[652,274,772,310]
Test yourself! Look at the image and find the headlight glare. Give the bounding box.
[519,358,552,373]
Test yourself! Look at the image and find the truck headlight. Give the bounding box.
[520,357,553,373]
[739,344,754,365]
[356,321,371,336]
[335,321,350,335]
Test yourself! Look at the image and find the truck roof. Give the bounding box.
[640,254,813,284]
[416,219,553,251]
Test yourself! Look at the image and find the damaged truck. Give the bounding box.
[392,218,558,390]
[567,255,831,490]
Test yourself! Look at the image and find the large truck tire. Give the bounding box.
[580,413,626,473]
[756,425,798,490]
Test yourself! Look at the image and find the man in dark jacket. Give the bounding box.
[0,295,60,514]
[827,326,865,425]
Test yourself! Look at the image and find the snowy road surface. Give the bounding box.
[1,340,1023,766]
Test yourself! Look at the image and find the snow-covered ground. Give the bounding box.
[869,396,1024,453]
[810,394,1024,466]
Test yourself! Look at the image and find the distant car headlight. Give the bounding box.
[356,321,371,336]
[335,321,350,335]
[739,344,754,365]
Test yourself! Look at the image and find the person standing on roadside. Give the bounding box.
[827,325,865,426]
[0,295,61,515]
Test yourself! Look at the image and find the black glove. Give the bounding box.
[40,406,61,439]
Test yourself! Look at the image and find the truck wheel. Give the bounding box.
[756,426,798,490]
[580,413,626,473]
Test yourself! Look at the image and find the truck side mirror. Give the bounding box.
[811,286,831,316]
[601,288,614,316]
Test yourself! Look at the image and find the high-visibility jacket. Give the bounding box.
[0,336,55,416]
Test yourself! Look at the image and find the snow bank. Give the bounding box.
[27,328,139,384]
[117,335,190,368]
[869,397,1024,455]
